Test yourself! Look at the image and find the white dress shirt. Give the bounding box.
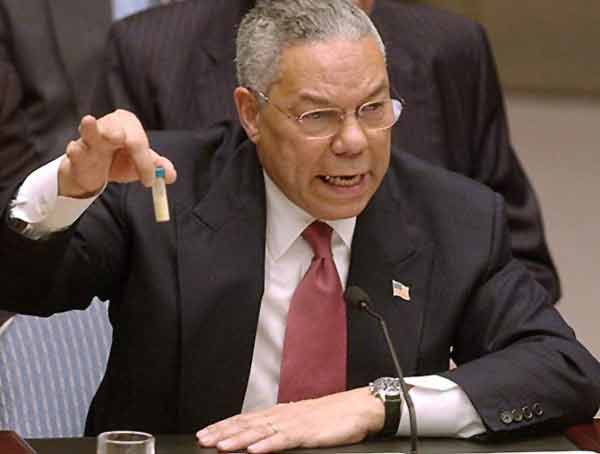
[111,0,159,21]
[10,156,485,438]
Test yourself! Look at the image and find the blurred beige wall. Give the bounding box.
[418,0,600,97]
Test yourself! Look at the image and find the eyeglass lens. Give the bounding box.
[297,99,402,138]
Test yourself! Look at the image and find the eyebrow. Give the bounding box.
[293,80,390,109]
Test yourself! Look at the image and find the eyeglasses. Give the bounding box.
[252,90,403,140]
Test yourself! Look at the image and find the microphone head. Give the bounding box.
[344,286,371,310]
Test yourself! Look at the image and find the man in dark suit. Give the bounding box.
[0,0,175,326]
[0,0,185,190]
[94,0,561,302]
[0,0,109,326]
[1,0,598,448]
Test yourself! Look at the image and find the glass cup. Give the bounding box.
[97,431,155,454]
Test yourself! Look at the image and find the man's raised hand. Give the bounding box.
[59,110,176,198]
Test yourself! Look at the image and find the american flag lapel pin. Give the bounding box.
[392,280,411,302]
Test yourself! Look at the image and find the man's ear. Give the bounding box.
[234,87,260,144]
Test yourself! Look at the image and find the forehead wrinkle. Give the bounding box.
[274,37,388,109]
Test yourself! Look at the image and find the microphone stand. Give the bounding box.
[354,297,419,454]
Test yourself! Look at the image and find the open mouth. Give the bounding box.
[319,174,363,187]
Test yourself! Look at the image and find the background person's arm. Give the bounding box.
[465,24,560,301]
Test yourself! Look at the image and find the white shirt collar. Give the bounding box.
[263,171,356,261]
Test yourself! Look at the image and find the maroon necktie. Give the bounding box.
[278,221,347,403]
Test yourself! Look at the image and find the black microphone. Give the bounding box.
[344,286,418,454]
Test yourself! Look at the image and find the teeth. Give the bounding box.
[321,175,361,187]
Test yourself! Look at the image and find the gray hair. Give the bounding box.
[236,0,386,94]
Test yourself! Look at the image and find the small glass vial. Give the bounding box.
[152,166,170,223]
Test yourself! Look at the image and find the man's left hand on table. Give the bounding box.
[196,387,383,453]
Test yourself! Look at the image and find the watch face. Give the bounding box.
[372,377,401,397]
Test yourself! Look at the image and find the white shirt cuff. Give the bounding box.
[397,375,485,438]
[10,156,102,236]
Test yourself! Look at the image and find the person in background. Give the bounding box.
[1,1,598,448]
[0,0,180,326]
[94,0,561,303]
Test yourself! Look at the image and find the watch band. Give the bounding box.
[380,392,402,437]
[370,377,403,437]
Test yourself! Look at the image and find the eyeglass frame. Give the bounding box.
[249,88,404,140]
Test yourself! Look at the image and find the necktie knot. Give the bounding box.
[302,221,333,259]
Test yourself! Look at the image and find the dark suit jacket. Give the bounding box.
[0,127,598,436]
[93,0,561,302]
[0,0,113,325]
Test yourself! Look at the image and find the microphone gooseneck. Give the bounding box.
[344,286,418,454]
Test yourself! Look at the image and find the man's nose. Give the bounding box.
[331,114,368,156]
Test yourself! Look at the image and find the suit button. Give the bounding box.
[532,403,544,417]
[500,410,513,424]
[512,408,523,422]
[522,406,533,420]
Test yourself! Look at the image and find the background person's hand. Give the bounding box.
[196,387,384,453]
[58,110,176,198]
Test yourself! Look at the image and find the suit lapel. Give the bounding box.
[347,167,435,388]
[46,0,112,117]
[175,140,267,426]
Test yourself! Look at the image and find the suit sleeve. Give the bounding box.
[466,25,561,302]
[442,194,600,435]
[0,181,130,317]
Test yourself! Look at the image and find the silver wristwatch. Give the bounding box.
[369,376,402,437]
